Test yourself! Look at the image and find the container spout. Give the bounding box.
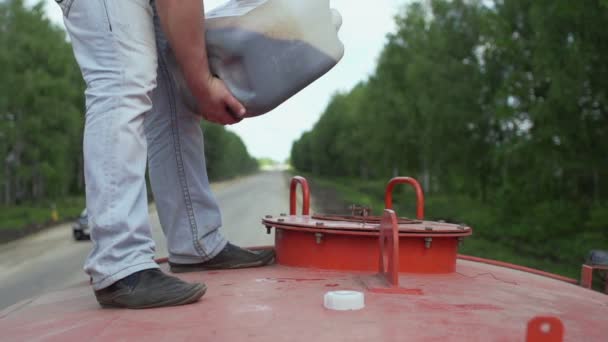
[331,8,343,31]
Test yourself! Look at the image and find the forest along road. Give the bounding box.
[0,171,302,310]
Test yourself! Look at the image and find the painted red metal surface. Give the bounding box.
[271,223,464,273]
[378,209,399,286]
[458,255,579,285]
[365,209,426,295]
[526,316,564,342]
[4,175,607,341]
[581,264,593,289]
[264,215,472,234]
[3,260,607,341]
[580,264,608,293]
[385,177,425,219]
[268,221,472,237]
[289,176,310,215]
[272,176,470,274]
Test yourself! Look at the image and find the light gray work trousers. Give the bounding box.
[57,0,227,290]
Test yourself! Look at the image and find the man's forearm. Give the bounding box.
[156,0,211,93]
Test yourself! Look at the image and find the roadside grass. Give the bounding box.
[0,197,85,231]
[303,175,601,279]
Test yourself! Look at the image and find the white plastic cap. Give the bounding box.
[323,291,365,311]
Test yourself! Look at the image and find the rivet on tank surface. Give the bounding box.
[278,218,285,222]
[425,226,433,231]
[265,225,272,234]
[315,233,324,244]
[265,215,273,219]
[280,213,287,217]
[316,221,325,227]
[424,237,432,249]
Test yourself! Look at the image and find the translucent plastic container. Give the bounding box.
[168,0,344,118]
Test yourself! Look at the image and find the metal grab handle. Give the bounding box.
[384,177,425,220]
[290,176,310,215]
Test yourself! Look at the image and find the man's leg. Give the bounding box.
[145,4,227,264]
[64,0,159,289]
[145,4,274,270]
[63,0,204,308]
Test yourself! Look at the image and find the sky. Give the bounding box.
[36,0,408,161]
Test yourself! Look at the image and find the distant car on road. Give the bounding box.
[72,209,90,241]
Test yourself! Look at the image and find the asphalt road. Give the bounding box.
[0,171,298,310]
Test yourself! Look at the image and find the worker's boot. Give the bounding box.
[169,243,275,273]
[94,269,206,309]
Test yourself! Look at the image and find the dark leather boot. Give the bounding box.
[169,243,275,273]
[94,269,206,309]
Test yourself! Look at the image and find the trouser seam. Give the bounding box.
[92,261,158,288]
[69,0,158,288]
[102,0,121,224]
[157,51,207,258]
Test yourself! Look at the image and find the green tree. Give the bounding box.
[0,0,84,204]
[291,0,608,266]
[201,121,258,181]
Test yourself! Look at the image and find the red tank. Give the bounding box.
[1,176,606,341]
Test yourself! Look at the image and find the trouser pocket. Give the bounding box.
[55,0,75,17]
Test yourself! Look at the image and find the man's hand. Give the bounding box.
[192,74,246,125]
[156,0,245,125]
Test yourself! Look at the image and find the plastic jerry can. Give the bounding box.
[167,0,344,118]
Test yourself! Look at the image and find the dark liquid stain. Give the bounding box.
[419,301,503,311]
[273,277,326,282]
[265,277,326,282]
[175,27,341,117]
